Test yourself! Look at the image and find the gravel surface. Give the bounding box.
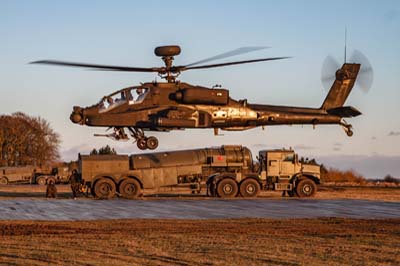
[0,198,399,220]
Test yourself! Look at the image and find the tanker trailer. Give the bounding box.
[79,145,252,199]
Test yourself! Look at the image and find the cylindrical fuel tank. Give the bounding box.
[174,87,229,105]
[130,145,252,169]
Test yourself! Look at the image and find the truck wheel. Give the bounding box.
[119,178,141,199]
[37,176,46,185]
[240,179,260,198]
[0,177,8,185]
[296,179,317,198]
[93,178,116,199]
[217,178,238,198]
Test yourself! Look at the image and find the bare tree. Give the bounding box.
[0,113,60,167]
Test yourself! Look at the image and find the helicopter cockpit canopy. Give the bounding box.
[99,86,149,112]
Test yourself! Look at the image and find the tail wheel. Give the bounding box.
[0,177,8,185]
[240,178,260,198]
[217,178,238,198]
[146,136,159,150]
[119,178,142,199]
[93,178,116,199]
[296,179,317,198]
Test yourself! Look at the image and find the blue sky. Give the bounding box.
[1,0,399,178]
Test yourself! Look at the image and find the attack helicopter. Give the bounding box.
[31,45,373,150]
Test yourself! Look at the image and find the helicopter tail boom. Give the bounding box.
[320,63,360,111]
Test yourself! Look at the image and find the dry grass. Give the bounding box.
[0,218,399,266]
[1,184,400,202]
[321,167,366,183]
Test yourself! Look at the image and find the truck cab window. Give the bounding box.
[283,154,294,162]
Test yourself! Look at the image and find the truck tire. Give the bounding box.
[36,176,47,185]
[240,178,260,198]
[0,177,8,185]
[93,178,116,199]
[119,178,141,199]
[296,179,317,198]
[217,178,238,198]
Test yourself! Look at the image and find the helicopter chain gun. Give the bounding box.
[31,45,372,150]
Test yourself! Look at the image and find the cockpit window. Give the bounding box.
[98,87,149,112]
[128,87,149,104]
[99,91,128,112]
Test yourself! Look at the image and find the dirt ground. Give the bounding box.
[0,185,399,265]
[0,184,399,202]
[0,218,399,266]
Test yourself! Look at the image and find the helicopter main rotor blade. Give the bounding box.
[182,56,291,70]
[185,46,270,67]
[30,60,160,72]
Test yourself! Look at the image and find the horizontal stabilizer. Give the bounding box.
[327,106,362,117]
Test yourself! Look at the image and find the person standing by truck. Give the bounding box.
[46,179,57,198]
[70,169,81,199]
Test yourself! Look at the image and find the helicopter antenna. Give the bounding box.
[344,27,347,63]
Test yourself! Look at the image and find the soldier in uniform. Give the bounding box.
[70,169,81,199]
[46,180,57,198]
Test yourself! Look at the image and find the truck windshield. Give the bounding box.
[283,154,294,162]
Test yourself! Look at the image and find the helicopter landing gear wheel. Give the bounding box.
[146,136,158,150]
[346,129,353,137]
[340,120,354,137]
[137,138,147,150]
[128,127,158,150]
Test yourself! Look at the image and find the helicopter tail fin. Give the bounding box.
[321,63,360,111]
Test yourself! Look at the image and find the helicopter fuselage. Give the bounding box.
[71,81,342,132]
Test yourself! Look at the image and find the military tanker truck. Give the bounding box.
[78,145,320,199]
[0,166,36,184]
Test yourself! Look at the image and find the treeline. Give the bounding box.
[90,145,117,155]
[321,166,366,183]
[0,112,60,167]
[321,166,399,184]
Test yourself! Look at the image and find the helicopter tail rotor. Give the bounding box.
[321,49,373,93]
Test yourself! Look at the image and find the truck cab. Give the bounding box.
[258,149,321,197]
